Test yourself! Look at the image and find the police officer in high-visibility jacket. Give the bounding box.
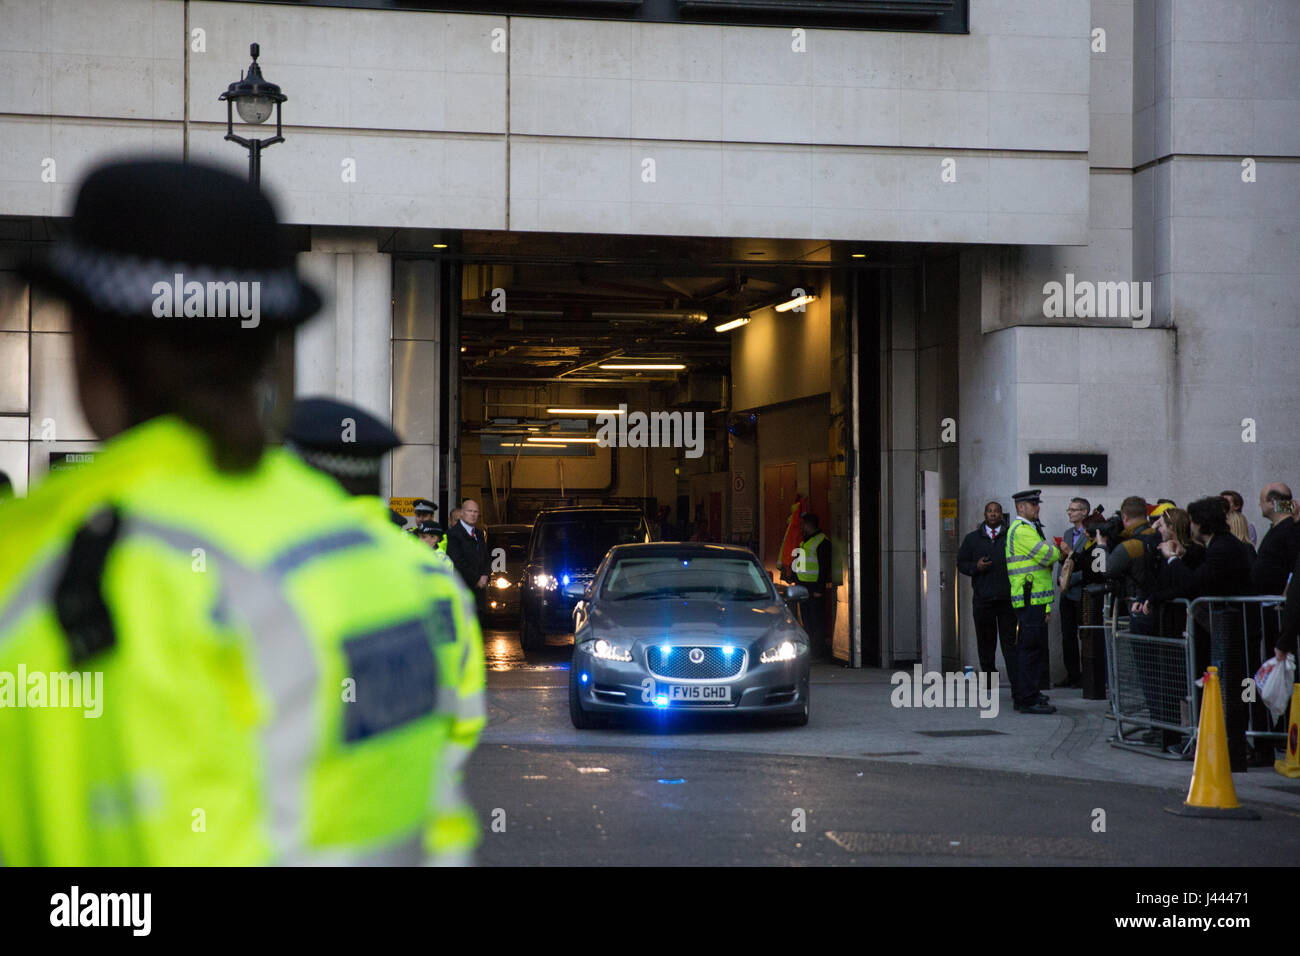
[413,498,437,526]
[285,396,486,864]
[0,159,471,865]
[1005,489,1059,714]
[413,518,486,862]
[405,518,485,864]
[416,522,453,566]
[794,512,832,659]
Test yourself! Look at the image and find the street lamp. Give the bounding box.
[219,42,287,186]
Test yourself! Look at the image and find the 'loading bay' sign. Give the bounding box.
[1029,453,1108,486]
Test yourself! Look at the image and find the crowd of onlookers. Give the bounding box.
[960,485,1298,770]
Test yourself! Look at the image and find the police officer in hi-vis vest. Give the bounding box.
[1005,489,1060,714]
[0,159,479,865]
[285,395,486,864]
[794,512,833,659]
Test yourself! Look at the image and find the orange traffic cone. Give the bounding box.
[1165,667,1260,819]
[1276,683,1300,779]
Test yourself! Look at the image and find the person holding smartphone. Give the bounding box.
[957,501,1019,687]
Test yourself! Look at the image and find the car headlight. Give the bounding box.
[533,573,556,590]
[581,638,633,662]
[493,576,511,589]
[759,640,797,664]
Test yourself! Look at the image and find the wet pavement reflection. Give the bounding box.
[481,624,572,672]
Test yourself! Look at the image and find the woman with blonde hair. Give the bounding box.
[1226,510,1256,556]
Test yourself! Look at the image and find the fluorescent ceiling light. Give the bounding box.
[714,316,750,333]
[546,408,626,415]
[774,293,818,313]
[527,436,599,443]
[503,441,567,447]
[597,363,686,370]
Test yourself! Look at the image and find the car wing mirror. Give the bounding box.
[785,584,810,602]
[583,583,593,600]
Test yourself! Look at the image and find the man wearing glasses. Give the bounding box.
[1056,498,1090,688]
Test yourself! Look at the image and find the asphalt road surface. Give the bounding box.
[466,625,1300,866]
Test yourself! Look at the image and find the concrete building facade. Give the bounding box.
[1,0,1296,671]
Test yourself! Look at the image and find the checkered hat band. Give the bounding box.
[286,442,382,478]
[46,243,304,319]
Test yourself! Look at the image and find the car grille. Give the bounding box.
[645,645,745,680]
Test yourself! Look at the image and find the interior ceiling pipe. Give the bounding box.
[462,309,708,321]
[462,377,676,385]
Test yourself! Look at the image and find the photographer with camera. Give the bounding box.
[1103,497,1164,636]
[1066,513,1116,695]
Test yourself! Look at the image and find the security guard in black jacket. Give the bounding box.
[956,501,1018,686]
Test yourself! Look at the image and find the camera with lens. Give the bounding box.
[1096,515,1125,545]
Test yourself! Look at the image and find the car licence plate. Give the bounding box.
[664,684,731,701]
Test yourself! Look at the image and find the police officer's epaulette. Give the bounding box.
[54,506,122,665]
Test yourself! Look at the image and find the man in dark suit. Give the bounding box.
[1253,483,1298,596]
[956,500,1018,687]
[1248,484,1297,747]
[1161,496,1257,771]
[447,497,490,617]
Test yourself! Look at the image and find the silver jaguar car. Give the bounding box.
[568,542,811,728]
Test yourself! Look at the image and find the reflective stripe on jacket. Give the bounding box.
[0,416,475,866]
[1005,517,1060,610]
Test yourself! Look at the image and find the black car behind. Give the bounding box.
[519,507,650,649]
[485,523,532,622]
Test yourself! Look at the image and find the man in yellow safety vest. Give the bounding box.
[1005,489,1060,714]
[794,512,833,659]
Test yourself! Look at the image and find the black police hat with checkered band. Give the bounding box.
[15,158,320,328]
[285,397,401,479]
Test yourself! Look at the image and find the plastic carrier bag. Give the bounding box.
[1256,653,1296,723]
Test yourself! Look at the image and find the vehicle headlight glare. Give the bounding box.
[760,640,797,663]
[586,638,632,662]
[494,576,511,589]
[533,573,555,590]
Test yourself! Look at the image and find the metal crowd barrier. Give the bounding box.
[1105,593,1287,759]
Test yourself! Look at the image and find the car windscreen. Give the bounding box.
[601,555,773,600]
[533,517,644,569]
[489,533,530,567]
